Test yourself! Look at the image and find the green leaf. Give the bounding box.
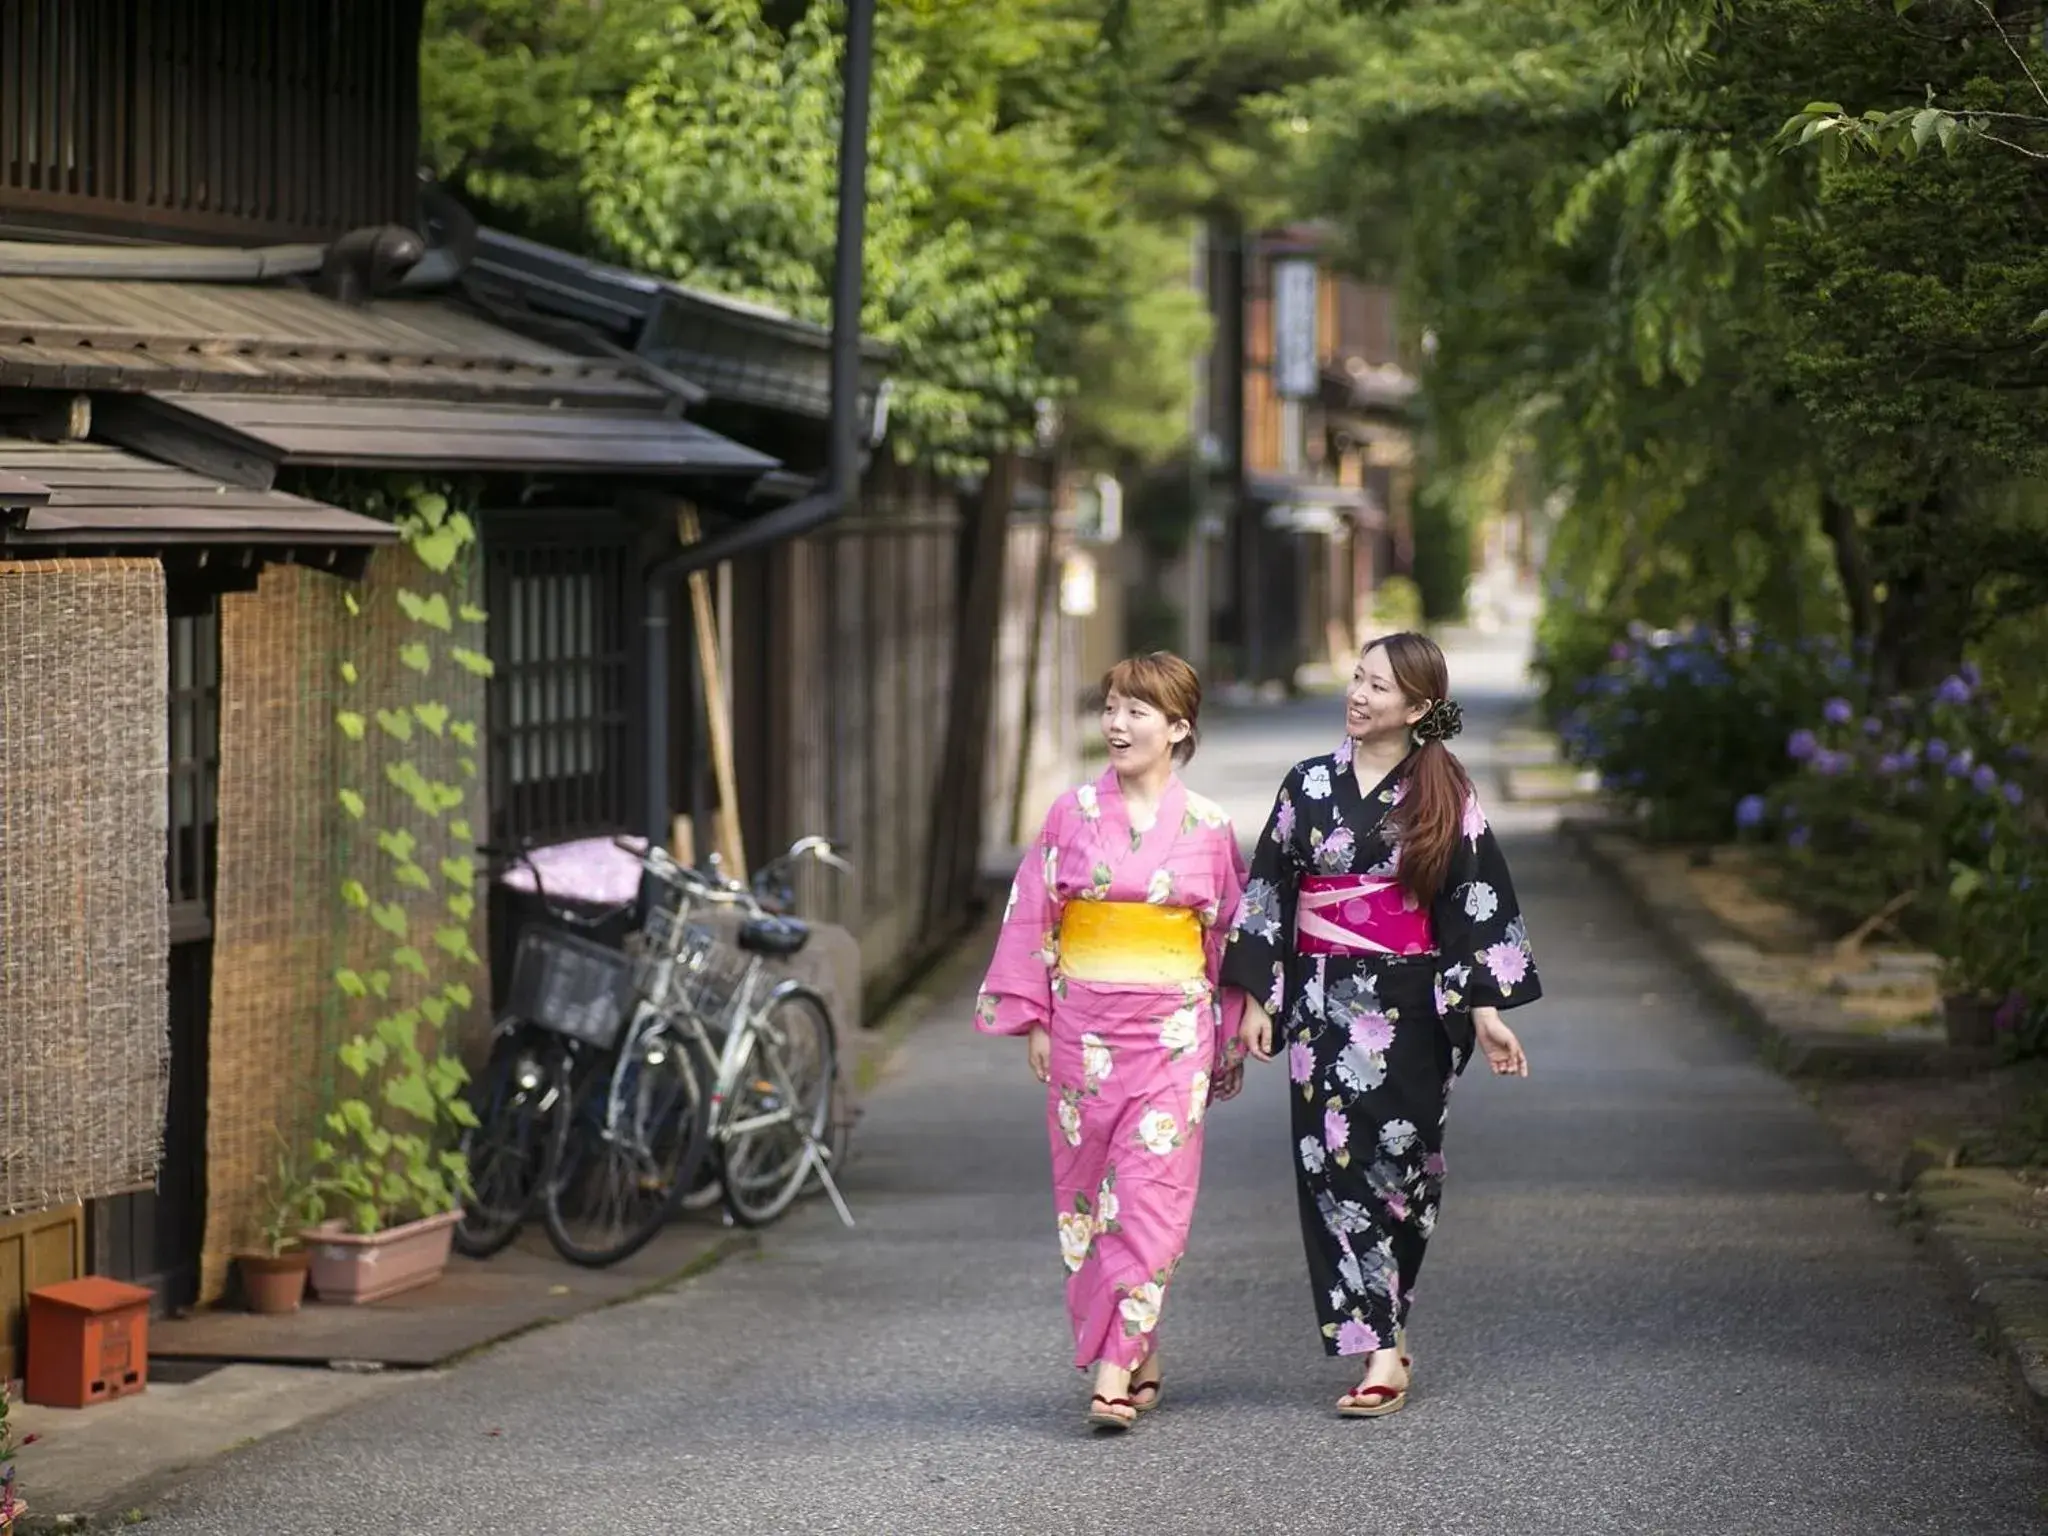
[369,901,409,938]
[392,945,430,977]
[457,758,478,781]
[383,1072,439,1123]
[340,878,370,910]
[337,710,366,741]
[375,707,414,742]
[458,603,488,624]
[394,861,434,891]
[338,787,366,820]
[444,983,474,1010]
[375,1010,420,1053]
[446,890,476,922]
[339,660,359,685]
[450,647,495,678]
[343,592,360,617]
[413,702,450,737]
[411,528,463,573]
[412,490,449,526]
[440,855,474,888]
[1910,108,1942,152]
[449,818,474,844]
[450,721,479,748]
[398,642,432,675]
[420,995,450,1028]
[334,968,368,998]
[419,594,453,632]
[377,829,417,862]
[434,924,472,958]
[368,970,392,999]
[338,1039,373,1078]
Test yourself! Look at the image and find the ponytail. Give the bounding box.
[1390,740,1472,907]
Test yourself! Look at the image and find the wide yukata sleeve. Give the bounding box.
[1431,788,1542,1014]
[975,800,1068,1037]
[1220,765,1303,1019]
[1204,824,1251,1101]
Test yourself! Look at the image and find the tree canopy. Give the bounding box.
[421,0,1323,473]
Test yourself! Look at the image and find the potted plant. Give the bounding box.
[234,1140,331,1314]
[303,1012,477,1304]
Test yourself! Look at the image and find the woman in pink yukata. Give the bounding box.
[976,652,1248,1432]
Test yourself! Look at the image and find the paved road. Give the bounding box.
[146,630,2048,1535]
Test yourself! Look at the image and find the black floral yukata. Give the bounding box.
[1221,739,1540,1357]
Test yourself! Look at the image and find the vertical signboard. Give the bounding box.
[1273,259,1319,400]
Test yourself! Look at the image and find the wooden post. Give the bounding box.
[677,508,748,880]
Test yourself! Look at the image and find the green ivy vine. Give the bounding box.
[317,481,491,1235]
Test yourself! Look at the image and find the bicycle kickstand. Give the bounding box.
[802,1135,857,1229]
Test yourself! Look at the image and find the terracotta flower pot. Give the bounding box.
[237,1248,311,1314]
[302,1211,461,1305]
[1942,991,2000,1048]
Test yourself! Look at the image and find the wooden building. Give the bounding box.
[0,0,1072,1340]
[1182,219,1418,689]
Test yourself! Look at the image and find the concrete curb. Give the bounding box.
[1903,1169,2048,1447]
[1556,815,1990,1079]
[1557,814,2048,1443]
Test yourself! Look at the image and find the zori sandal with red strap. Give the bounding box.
[1338,1379,1409,1418]
[1130,1368,1164,1414]
[1088,1394,1138,1431]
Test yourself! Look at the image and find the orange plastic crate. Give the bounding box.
[24,1276,151,1409]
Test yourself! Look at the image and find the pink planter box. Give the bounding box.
[302,1211,461,1305]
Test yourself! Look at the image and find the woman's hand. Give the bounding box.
[1473,1007,1528,1077]
[1239,999,1274,1063]
[1027,1024,1051,1084]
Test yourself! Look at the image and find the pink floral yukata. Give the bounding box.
[977,771,1248,1371]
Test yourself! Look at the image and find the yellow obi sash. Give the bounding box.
[1058,901,1205,985]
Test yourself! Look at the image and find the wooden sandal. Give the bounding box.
[1337,1380,1410,1419]
[1088,1394,1137,1431]
[1130,1370,1163,1413]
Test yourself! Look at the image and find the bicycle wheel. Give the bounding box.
[542,1020,711,1267]
[720,988,837,1228]
[453,1030,567,1260]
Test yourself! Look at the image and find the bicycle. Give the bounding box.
[625,836,859,1230]
[450,840,641,1260]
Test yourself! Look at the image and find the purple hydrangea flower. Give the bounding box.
[1973,765,2000,795]
[1962,662,1983,687]
[1787,729,1819,762]
[1936,675,1973,707]
[1925,738,1949,764]
[1734,794,1768,830]
[1823,697,1854,725]
[1875,754,1903,777]
[2005,782,2025,807]
[1862,717,1883,738]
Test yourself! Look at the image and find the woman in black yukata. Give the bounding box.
[1224,631,1540,1418]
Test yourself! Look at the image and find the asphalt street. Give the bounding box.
[143,629,2048,1536]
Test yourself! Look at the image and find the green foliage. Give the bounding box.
[252,1135,336,1257]
[1561,626,1848,843]
[316,480,487,1235]
[1263,0,2048,690]
[419,1,1323,473]
[1407,480,1470,623]
[1371,575,1424,635]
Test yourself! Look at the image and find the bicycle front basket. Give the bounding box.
[506,927,636,1049]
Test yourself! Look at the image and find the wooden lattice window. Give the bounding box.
[166,594,220,944]
[485,523,640,848]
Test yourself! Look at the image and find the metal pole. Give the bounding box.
[831,0,876,505]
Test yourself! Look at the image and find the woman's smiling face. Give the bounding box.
[1101,689,1187,775]
[1346,644,1426,746]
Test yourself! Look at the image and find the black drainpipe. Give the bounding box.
[642,0,876,844]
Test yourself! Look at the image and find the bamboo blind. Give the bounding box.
[0,559,169,1217]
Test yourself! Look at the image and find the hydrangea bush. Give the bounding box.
[1556,624,1850,841]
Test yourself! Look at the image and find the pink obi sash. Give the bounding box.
[1295,875,1434,957]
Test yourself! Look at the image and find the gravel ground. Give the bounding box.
[139,629,2048,1536]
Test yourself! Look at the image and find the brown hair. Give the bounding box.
[1368,631,1472,905]
[1101,651,1202,765]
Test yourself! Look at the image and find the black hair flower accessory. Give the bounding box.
[1414,698,1464,743]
